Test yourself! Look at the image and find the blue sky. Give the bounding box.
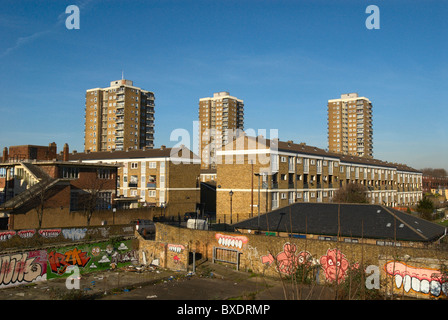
[0,0,447,171]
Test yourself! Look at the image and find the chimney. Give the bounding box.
[63,143,69,161]
[48,142,57,160]
[2,147,8,163]
[160,145,166,150]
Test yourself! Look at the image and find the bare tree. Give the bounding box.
[333,183,368,204]
[79,170,114,226]
[23,178,57,229]
[421,168,447,178]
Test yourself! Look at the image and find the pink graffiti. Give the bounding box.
[261,254,274,266]
[320,248,350,284]
[168,244,185,253]
[215,233,248,249]
[261,243,312,275]
[385,261,447,297]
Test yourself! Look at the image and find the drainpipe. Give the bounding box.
[437,227,447,244]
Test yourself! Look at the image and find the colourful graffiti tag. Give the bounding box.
[385,260,448,298]
[0,250,47,288]
[48,248,91,275]
[46,240,137,279]
[261,243,312,275]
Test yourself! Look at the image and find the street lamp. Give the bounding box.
[229,190,233,224]
[254,173,261,231]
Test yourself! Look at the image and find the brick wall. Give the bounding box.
[11,206,164,229]
[149,223,448,299]
[137,233,189,271]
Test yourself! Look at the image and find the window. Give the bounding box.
[62,167,79,179]
[131,162,138,169]
[97,192,112,210]
[272,193,279,209]
[129,175,138,188]
[148,190,156,197]
[70,192,78,211]
[98,169,111,179]
[149,162,157,169]
[281,156,287,162]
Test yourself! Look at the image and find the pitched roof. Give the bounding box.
[60,146,200,162]
[221,135,420,173]
[233,202,445,243]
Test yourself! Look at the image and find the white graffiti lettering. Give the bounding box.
[62,228,87,241]
[39,229,61,238]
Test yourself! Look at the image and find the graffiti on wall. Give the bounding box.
[167,244,186,265]
[39,229,61,238]
[0,226,132,243]
[47,240,137,279]
[168,244,185,253]
[48,248,91,275]
[320,248,359,284]
[261,243,313,275]
[385,260,448,298]
[0,250,47,288]
[215,233,248,250]
[0,240,138,288]
[260,244,360,285]
[62,228,87,241]
[18,230,36,239]
[257,242,448,299]
[0,231,16,241]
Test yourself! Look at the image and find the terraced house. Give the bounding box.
[215,135,422,223]
[66,145,201,216]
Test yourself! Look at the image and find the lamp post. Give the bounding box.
[254,173,261,231]
[229,190,233,224]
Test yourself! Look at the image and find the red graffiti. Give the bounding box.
[39,229,61,238]
[0,231,16,241]
[48,248,91,275]
[18,230,36,239]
